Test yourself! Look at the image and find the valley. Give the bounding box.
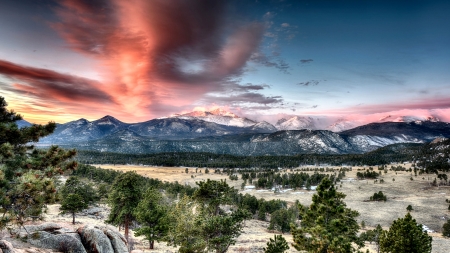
[46,163,450,252]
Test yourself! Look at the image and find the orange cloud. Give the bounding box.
[48,0,266,120]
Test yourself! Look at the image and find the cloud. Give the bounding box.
[203,93,283,106]
[297,80,321,86]
[250,52,290,73]
[46,0,282,119]
[300,59,313,64]
[0,59,113,103]
[231,83,270,92]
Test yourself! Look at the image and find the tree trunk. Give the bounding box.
[125,218,129,243]
[72,212,75,224]
[149,240,154,249]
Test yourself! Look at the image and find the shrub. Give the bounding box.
[370,191,387,202]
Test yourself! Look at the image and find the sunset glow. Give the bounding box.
[1,0,449,124]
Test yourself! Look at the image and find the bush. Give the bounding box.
[443,219,450,237]
[370,191,387,202]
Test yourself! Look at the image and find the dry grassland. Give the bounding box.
[48,164,450,252]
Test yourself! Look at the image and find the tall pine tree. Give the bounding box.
[0,96,77,230]
[291,177,362,252]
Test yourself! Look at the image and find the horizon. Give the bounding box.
[1,0,450,124]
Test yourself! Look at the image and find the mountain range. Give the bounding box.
[31,109,450,156]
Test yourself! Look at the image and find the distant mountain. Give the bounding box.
[39,115,128,144]
[127,117,251,140]
[15,119,32,128]
[172,108,265,128]
[41,119,450,156]
[275,116,318,130]
[40,114,276,144]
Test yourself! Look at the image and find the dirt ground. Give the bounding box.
[91,163,450,253]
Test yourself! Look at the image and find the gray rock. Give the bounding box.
[27,231,86,253]
[85,207,103,215]
[77,226,114,253]
[0,240,18,253]
[23,223,62,234]
[101,228,128,253]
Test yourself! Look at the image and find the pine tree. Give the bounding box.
[0,96,77,230]
[60,193,88,224]
[134,188,170,249]
[379,212,432,253]
[193,179,249,253]
[106,171,144,243]
[166,195,206,253]
[291,177,363,252]
[442,219,450,237]
[60,176,99,204]
[264,234,290,253]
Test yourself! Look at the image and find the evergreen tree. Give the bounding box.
[442,219,450,237]
[268,209,292,233]
[291,177,363,252]
[166,195,206,253]
[106,171,143,243]
[60,176,98,204]
[264,234,290,253]
[60,193,88,224]
[134,188,170,249]
[0,96,77,230]
[379,213,432,253]
[193,179,249,253]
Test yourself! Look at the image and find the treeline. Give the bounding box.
[75,142,421,168]
[416,138,450,173]
[71,163,196,198]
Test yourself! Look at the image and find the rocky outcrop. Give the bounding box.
[27,231,86,253]
[77,226,114,253]
[0,240,18,253]
[96,225,128,253]
[10,223,128,253]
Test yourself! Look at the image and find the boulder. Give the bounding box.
[0,240,18,253]
[23,223,62,234]
[95,226,128,253]
[77,226,114,253]
[27,231,86,253]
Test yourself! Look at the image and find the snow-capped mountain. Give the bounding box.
[172,108,260,128]
[378,115,440,123]
[38,116,450,155]
[275,116,317,130]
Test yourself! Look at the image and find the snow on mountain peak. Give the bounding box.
[275,116,316,130]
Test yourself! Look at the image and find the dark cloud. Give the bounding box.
[300,59,313,64]
[297,80,320,86]
[204,93,283,105]
[250,52,290,74]
[232,83,270,92]
[0,59,113,103]
[53,0,268,85]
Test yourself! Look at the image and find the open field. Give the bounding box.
[92,163,450,252]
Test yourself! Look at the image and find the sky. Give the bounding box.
[1,0,450,124]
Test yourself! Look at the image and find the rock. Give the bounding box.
[0,240,18,253]
[27,231,86,253]
[90,225,127,253]
[77,226,114,253]
[85,207,103,215]
[130,251,143,253]
[23,223,62,234]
